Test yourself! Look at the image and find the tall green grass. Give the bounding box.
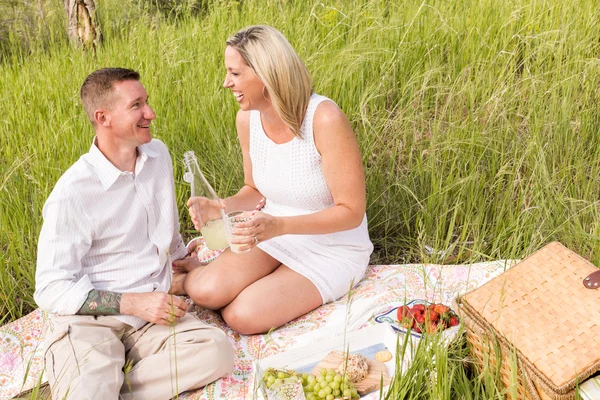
[2,0,600,320]
[2,2,600,392]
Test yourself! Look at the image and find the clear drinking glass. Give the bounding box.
[225,211,253,254]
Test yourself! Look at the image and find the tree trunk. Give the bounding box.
[64,0,101,51]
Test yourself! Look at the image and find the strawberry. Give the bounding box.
[449,316,460,327]
[425,310,439,322]
[412,304,426,314]
[397,305,413,321]
[434,304,450,315]
[401,318,413,329]
[425,321,439,334]
[397,305,415,328]
[412,319,422,333]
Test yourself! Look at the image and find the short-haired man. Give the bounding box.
[35,68,233,400]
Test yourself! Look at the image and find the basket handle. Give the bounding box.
[583,270,600,289]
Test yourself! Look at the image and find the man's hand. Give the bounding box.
[120,292,189,326]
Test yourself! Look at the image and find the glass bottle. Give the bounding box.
[182,151,228,250]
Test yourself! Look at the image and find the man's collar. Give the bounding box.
[88,138,160,191]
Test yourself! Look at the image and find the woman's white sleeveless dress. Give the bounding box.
[250,94,373,303]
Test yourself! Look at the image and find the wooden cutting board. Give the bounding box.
[310,351,391,396]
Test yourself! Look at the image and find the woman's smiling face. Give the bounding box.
[223,46,268,111]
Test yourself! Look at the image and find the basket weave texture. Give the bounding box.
[457,242,600,398]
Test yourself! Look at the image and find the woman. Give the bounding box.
[173,25,373,335]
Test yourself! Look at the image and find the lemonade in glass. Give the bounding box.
[200,218,229,250]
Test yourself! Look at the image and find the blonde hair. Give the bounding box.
[226,25,313,138]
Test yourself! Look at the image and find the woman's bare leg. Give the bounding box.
[221,265,323,335]
[182,248,281,309]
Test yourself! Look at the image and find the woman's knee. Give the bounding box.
[183,272,230,309]
[221,303,266,335]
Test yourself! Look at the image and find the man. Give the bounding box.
[34,68,233,400]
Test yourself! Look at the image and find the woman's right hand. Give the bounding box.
[187,197,226,230]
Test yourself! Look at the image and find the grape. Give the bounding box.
[261,367,360,400]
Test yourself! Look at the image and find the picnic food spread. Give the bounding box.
[397,302,460,334]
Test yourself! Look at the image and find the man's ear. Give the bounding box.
[94,110,110,127]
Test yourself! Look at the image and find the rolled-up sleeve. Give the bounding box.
[164,147,187,262]
[34,187,95,314]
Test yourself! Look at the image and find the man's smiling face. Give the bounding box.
[104,80,156,147]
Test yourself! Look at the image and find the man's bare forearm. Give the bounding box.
[76,289,122,315]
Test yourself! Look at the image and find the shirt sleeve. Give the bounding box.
[162,143,188,262]
[34,185,95,314]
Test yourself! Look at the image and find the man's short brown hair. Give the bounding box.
[80,68,140,125]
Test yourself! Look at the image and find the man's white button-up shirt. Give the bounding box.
[35,138,187,329]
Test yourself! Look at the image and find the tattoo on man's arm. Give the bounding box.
[76,290,122,315]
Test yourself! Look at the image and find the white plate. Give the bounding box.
[253,323,417,399]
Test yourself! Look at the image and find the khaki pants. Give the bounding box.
[43,313,233,400]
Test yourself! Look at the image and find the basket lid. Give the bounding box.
[460,242,600,391]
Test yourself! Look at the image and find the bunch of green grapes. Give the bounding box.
[262,367,301,389]
[303,368,359,400]
[261,368,360,400]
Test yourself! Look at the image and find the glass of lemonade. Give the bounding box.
[225,211,253,254]
[200,218,229,250]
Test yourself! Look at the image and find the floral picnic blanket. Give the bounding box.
[1,260,517,399]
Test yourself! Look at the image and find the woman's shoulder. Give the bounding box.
[312,95,347,128]
[235,109,252,139]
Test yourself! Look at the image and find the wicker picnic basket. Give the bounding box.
[456,242,600,400]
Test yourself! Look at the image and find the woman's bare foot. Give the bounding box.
[172,252,203,273]
[170,272,187,295]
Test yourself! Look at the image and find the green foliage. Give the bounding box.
[1,6,600,397]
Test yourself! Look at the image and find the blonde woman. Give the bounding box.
[173,25,373,335]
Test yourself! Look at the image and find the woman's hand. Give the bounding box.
[230,211,283,250]
[187,197,225,230]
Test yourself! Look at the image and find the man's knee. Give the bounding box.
[43,316,127,399]
[174,322,234,388]
[207,328,234,376]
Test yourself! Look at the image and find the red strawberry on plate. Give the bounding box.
[412,304,426,314]
[425,310,439,322]
[434,304,451,315]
